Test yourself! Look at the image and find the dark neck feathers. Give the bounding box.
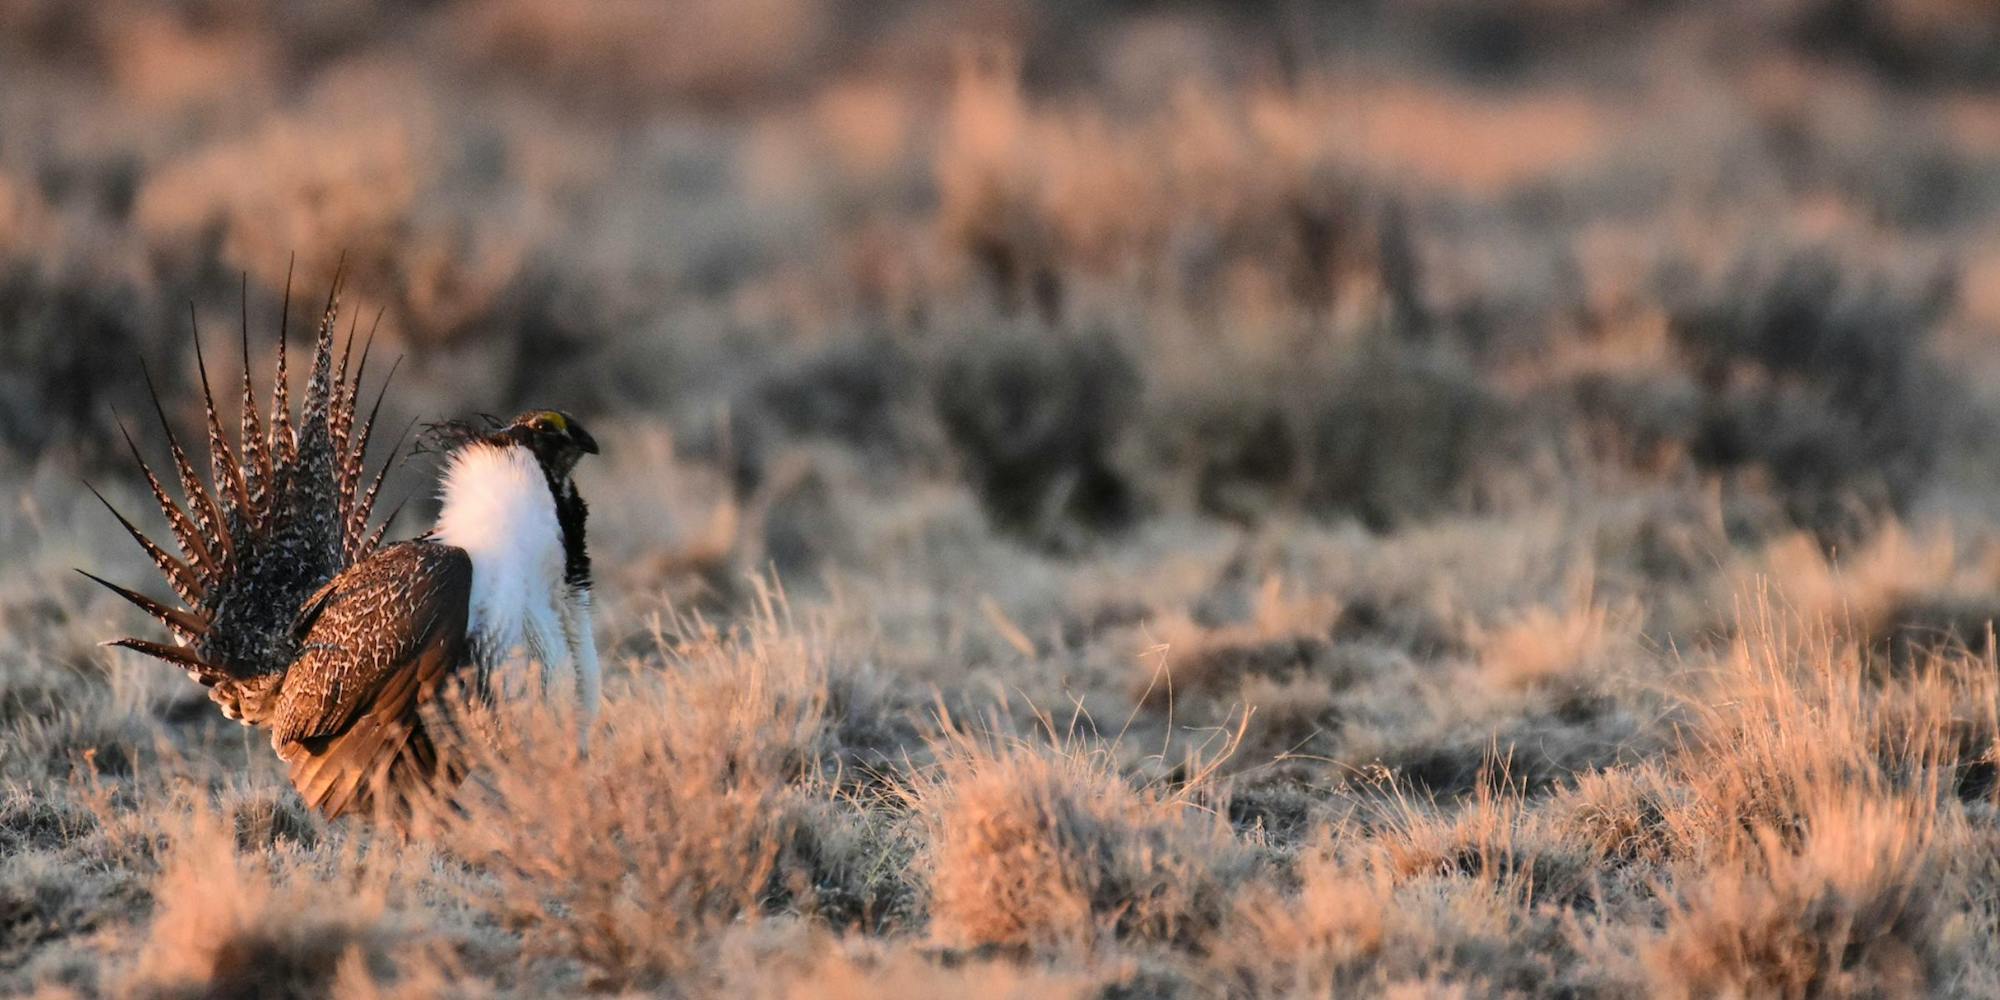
[541,467,591,590]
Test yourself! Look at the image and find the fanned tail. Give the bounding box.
[86,264,404,725]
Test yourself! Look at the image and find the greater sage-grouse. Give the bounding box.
[84,274,600,821]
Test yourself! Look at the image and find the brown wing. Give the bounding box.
[270,541,473,819]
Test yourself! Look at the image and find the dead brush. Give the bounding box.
[1643,793,1949,999]
[714,925,1100,999]
[1619,594,1994,994]
[1206,830,1395,996]
[116,803,401,1000]
[1137,574,1343,705]
[1364,753,1599,914]
[1543,766,1681,868]
[1661,592,1985,855]
[1211,770,1598,997]
[904,718,1249,955]
[435,593,831,991]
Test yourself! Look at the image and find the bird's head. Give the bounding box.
[497,409,598,480]
[418,409,600,482]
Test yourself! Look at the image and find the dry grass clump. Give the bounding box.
[1213,819,1592,996]
[1135,575,1347,763]
[0,790,97,859]
[2,679,157,787]
[439,609,830,991]
[116,808,400,1000]
[910,733,1245,954]
[1589,600,1998,995]
[1642,795,1946,999]
[1209,838,1395,995]
[1731,525,2000,674]
[1476,597,1632,692]
[718,928,1098,1000]
[0,850,131,985]
[1665,611,1920,851]
[1543,766,1680,869]
[770,798,919,935]
[1739,527,1959,636]
[1214,784,1621,996]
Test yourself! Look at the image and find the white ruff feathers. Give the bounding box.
[432,443,592,721]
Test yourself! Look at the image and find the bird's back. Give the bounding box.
[274,540,476,819]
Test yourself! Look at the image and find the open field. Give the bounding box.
[8,1,2000,995]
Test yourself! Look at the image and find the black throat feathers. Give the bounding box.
[541,469,591,591]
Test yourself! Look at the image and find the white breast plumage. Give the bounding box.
[431,443,583,711]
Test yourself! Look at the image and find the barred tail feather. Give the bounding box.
[270,303,295,468]
[362,497,410,558]
[350,411,412,561]
[239,279,272,525]
[86,272,403,723]
[191,314,250,537]
[106,634,279,723]
[328,310,364,453]
[108,421,214,585]
[75,570,208,642]
[102,638,231,682]
[84,481,203,607]
[138,366,229,579]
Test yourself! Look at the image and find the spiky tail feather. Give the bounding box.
[88,262,403,725]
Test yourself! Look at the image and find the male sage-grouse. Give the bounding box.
[84,274,600,821]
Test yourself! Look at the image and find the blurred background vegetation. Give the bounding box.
[5,0,1999,554]
[10,3,2000,993]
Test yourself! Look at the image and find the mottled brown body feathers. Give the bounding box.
[275,542,473,819]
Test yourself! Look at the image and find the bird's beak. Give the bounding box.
[573,426,599,455]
